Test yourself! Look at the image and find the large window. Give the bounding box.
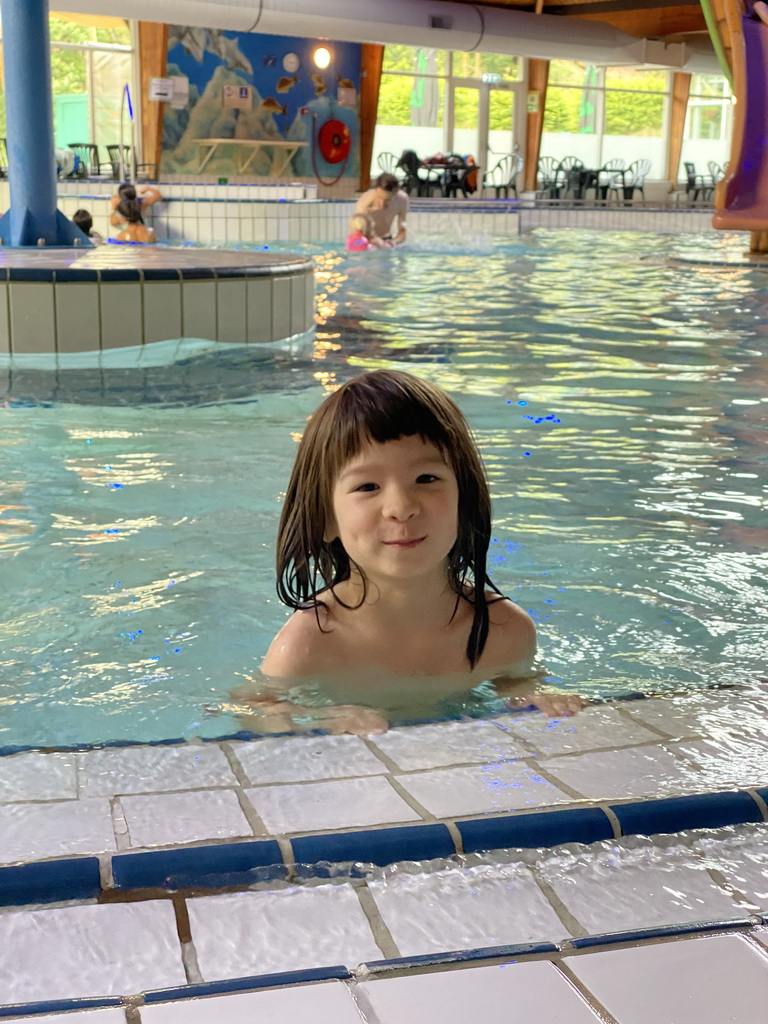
[0,13,134,153]
[542,62,669,178]
[373,45,522,178]
[680,73,732,179]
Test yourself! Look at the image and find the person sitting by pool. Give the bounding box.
[354,173,409,246]
[346,213,394,252]
[109,183,162,232]
[72,208,103,245]
[237,369,586,735]
[113,195,157,244]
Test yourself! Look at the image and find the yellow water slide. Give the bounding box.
[704,0,768,250]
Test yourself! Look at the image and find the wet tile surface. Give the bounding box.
[140,981,362,1023]
[0,900,184,1004]
[76,744,238,797]
[231,734,386,785]
[11,1014,127,1024]
[120,789,252,847]
[396,762,570,818]
[186,884,381,980]
[502,706,660,756]
[369,720,528,771]
[567,934,768,1024]
[544,745,702,801]
[368,863,568,954]
[247,776,421,834]
[0,751,76,803]
[0,798,115,864]
[360,961,602,1024]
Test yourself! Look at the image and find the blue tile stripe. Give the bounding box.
[112,839,285,890]
[458,807,614,853]
[569,916,755,949]
[362,940,559,973]
[0,856,100,907]
[610,791,764,836]
[292,823,455,871]
[0,996,122,1018]
[142,964,350,1002]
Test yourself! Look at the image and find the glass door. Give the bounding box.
[450,82,482,160]
[448,80,523,186]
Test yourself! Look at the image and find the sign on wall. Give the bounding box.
[149,77,174,101]
[222,84,253,109]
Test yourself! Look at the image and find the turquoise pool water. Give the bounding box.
[1,229,766,748]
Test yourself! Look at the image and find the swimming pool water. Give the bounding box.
[1,229,766,748]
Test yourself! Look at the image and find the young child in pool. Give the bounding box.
[346,214,393,252]
[251,369,584,734]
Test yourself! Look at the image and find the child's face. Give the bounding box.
[329,435,459,585]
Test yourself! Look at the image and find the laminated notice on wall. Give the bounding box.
[170,76,189,110]
[337,86,357,108]
[223,84,253,110]
[149,77,174,101]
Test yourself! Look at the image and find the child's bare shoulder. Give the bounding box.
[261,603,337,678]
[482,595,537,676]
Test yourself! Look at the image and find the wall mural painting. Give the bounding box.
[162,27,361,180]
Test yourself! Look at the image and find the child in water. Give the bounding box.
[249,369,585,735]
[346,214,393,252]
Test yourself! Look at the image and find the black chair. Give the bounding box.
[584,158,625,202]
[442,156,480,198]
[484,153,523,198]
[0,138,7,178]
[106,144,157,181]
[67,143,111,178]
[683,161,712,202]
[395,150,441,197]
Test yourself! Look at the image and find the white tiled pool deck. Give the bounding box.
[3,690,768,1019]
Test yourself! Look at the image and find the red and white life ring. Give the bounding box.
[317,119,351,165]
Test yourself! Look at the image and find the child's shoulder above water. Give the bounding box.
[261,590,536,682]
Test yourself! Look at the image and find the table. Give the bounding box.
[565,166,629,203]
[196,139,308,176]
[422,160,479,197]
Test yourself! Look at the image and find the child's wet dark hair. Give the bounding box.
[72,209,92,235]
[276,369,501,668]
[116,198,144,224]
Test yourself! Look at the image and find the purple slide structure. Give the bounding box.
[712,13,768,231]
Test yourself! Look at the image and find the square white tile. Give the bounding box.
[567,934,768,1024]
[76,744,238,797]
[0,798,115,864]
[0,900,185,1004]
[0,751,76,803]
[187,884,381,980]
[544,745,702,801]
[231,734,386,785]
[120,789,252,848]
[140,979,361,1022]
[540,850,741,934]
[369,862,568,956]
[396,762,570,818]
[369,720,528,772]
[360,960,601,1024]
[673,737,768,790]
[503,706,659,756]
[621,697,715,738]
[246,776,420,834]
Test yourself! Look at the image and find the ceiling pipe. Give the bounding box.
[53,0,720,72]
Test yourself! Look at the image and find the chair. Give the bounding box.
[683,161,712,203]
[395,149,441,197]
[537,156,560,198]
[586,158,625,202]
[377,151,399,175]
[484,153,523,198]
[604,158,650,204]
[0,138,7,178]
[106,144,157,181]
[707,161,725,186]
[556,156,585,200]
[67,143,111,178]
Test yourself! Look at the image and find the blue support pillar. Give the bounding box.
[0,0,88,247]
